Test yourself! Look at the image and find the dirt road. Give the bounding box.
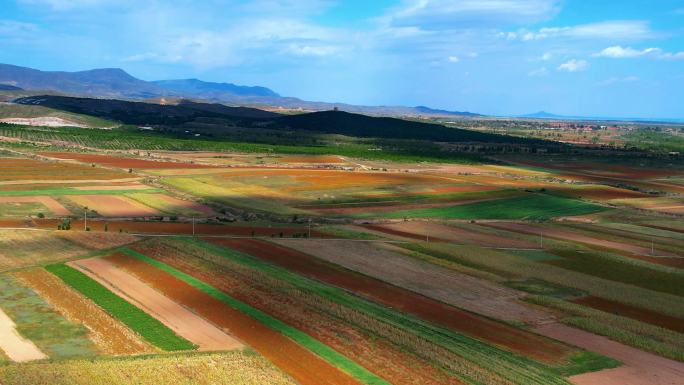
[0,307,47,362]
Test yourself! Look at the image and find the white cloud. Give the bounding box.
[528,67,548,76]
[383,0,561,29]
[595,45,684,59]
[540,52,553,60]
[283,43,341,57]
[18,0,125,10]
[506,20,657,41]
[447,56,460,63]
[558,59,588,72]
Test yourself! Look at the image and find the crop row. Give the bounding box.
[175,237,578,385]
[119,248,391,385]
[44,263,195,351]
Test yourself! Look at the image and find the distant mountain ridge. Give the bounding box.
[153,79,280,98]
[0,63,480,118]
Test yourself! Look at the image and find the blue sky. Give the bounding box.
[1,0,683,118]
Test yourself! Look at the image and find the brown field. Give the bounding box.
[131,241,464,385]
[0,196,71,216]
[552,186,648,201]
[12,268,153,355]
[0,158,128,181]
[364,222,538,248]
[95,252,362,385]
[71,257,242,352]
[127,193,216,216]
[611,197,684,215]
[214,238,572,363]
[73,184,150,191]
[571,296,684,333]
[39,152,217,170]
[66,195,160,217]
[0,307,46,362]
[536,323,684,385]
[0,230,87,272]
[54,232,139,250]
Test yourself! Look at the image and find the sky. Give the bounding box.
[1,0,683,118]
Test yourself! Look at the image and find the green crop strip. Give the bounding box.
[118,248,391,385]
[174,238,608,385]
[44,263,196,352]
[376,194,607,220]
[0,188,162,197]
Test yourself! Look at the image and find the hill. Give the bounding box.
[274,110,531,143]
[153,79,280,98]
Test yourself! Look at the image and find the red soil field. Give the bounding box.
[39,152,217,169]
[571,296,684,333]
[130,241,464,385]
[208,238,575,363]
[23,219,323,237]
[0,196,71,216]
[0,158,127,181]
[104,253,362,385]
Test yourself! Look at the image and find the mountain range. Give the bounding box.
[0,63,480,118]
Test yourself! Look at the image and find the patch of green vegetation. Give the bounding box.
[317,226,383,240]
[545,249,684,297]
[119,248,391,385]
[505,279,586,299]
[558,351,620,376]
[376,194,607,220]
[622,130,684,153]
[44,263,195,352]
[173,238,609,385]
[0,188,161,197]
[0,273,96,358]
[507,249,563,261]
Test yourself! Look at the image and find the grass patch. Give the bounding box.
[505,279,586,299]
[0,273,96,359]
[44,263,195,352]
[0,202,46,217]
[119,248,391,385]
[508,249,563,262]
[377,194,607,220]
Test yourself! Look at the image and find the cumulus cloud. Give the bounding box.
[595,45,684,59]
[557,59,588,72]
[447,56,460,63]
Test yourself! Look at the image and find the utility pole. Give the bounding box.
[426,219,429,243]
[651,237,655,256]
[192,216,195,236]
[84,208,87,231]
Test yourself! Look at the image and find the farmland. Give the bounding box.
[0,120,683,385]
